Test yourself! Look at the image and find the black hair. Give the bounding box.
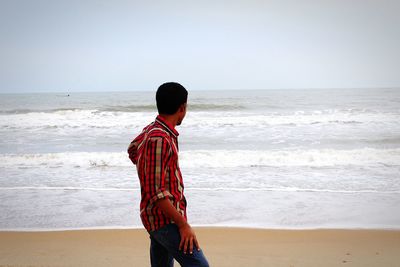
[156,82,188,115]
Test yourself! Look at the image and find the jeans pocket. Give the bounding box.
[150,224,169,241]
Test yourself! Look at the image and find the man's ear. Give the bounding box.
[179,103,187,112]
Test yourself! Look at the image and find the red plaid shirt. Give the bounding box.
[128,115,187,231]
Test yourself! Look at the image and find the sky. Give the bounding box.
[0,0,399,93]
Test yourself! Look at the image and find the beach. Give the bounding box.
[1,228,399,267]
[1,0,400,265]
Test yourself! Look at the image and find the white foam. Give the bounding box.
[0,225,143,232]
[185,110,400,127]
[0,110,154,130]
[0,109,398,131]
[1,148,399,168]
[181,148,400,167]
[0,186,138,191]
[0,151,130,168]
[1,186,398,194]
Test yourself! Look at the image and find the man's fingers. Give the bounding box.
[189,237,194,254]
[178,225,200,254]
[194,237,201,251]
[179,238,184,251]
[184,237,189,254]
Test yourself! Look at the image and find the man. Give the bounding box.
[128,82,209,267]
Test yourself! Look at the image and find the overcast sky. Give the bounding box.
[0,0,399,93]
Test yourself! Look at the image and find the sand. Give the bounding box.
[0,228,399,267]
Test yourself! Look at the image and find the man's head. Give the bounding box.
[156,82,188,125]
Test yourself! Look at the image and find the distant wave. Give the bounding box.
[0,106,388,115]
[1,148,399,168]
[1,186,399,194]
[0,186,136,191]
[0,103,246,115]
[105,103,246,112]
[1,109,398,130]
[0,107,90,114]
[182,148,400,168]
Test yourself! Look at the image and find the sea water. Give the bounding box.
[0,88,399,230]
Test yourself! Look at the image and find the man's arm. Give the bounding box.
[147,137,200,254]
[155,198,200,254]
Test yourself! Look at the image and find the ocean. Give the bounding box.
[0,88,399,230]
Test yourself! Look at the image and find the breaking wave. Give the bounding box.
[1,148,399,168]
[0,109,398,130]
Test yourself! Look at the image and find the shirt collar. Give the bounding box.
[155,115,179,138]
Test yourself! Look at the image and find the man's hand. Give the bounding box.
[154,198,201,254]
[178,222,200,254]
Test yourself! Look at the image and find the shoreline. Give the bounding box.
[1,228,399,267]
[2,224,400,232]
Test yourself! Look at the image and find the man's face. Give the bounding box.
[176,103,187,126]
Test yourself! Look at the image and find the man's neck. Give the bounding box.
[158,114,178,129]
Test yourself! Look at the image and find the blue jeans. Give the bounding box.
[149,223,210,267]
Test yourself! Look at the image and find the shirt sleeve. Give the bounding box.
[145,136,173,204]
